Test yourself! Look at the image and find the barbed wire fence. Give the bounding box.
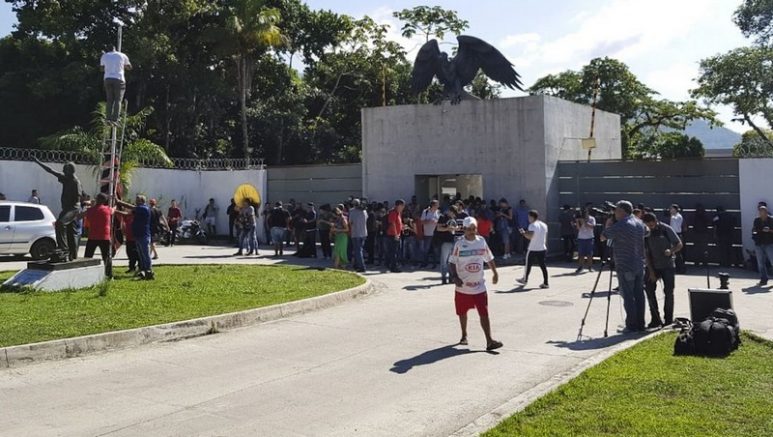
[0,147,265,171]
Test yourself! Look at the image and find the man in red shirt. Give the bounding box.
[386,199,405,273]
[167,199,182,247]
[84,193,114,277]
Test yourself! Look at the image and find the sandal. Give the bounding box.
[486,340,503,351]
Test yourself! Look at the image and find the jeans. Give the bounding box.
[126,240,138,270]
[352,237,365,270]
[755,244,773,282]
[422,236,437,265]
[562,234,576,260]
[104,78,126,122]
[387,237,400,270]
[136,236,152,272]
[365,233,376,264]
[617,268,646,330]
[169,223,178,246]
[645,267,675,323]
[440,242,454,281]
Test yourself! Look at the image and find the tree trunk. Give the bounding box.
[164,84,171,153]
[239,57,250,162]
[276,117,284,165]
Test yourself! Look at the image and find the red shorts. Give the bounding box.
[455,291,488,317]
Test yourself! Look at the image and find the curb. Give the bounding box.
[1,278,374,369]
[450,329,670,437]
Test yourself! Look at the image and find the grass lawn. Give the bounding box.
[0,265,364,347]
[485,333,773,436]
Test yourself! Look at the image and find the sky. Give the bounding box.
[0,0,761,132]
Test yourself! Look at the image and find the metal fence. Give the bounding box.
[557,158,743,265]
[0,147,265,171]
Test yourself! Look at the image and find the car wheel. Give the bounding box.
[30,239,56,260]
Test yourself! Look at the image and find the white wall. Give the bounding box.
[0,160,266,236]
[739,158,773,254]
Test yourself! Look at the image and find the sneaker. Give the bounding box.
[125,268,135,274]
[575,267,583,274]
[144,271,155,281]
[757,280,769,286]
[233,251,243,256]
[516,278,526,285]
[588,266,594,272]
[539,283,549,289]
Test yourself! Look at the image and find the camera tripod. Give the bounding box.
[577,254,616,340]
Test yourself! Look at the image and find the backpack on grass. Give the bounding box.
[692,317,739,357]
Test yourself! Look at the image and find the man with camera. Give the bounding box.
[601,201,647,333]
[642,212,682,328]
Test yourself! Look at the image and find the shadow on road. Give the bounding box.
[547,332,641,351]
[390,345,486,374]
[403,283,444,291]
[580,291,618,299]
[742,285,772,294]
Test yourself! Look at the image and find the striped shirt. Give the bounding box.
[603,215,646,272]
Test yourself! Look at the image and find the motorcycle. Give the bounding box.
[162,218,208,245]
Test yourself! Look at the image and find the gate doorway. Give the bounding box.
[415,174,483,206]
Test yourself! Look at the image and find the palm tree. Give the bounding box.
[38,103,172,193]
[221,0,284,162]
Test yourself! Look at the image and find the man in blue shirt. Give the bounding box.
[122,195,153,280]
[601,201,647,333]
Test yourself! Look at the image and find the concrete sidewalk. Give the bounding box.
[1,246,771,436]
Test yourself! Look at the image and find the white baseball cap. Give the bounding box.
[462,216,478,228]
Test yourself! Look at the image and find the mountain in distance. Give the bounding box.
[683,119,741,149]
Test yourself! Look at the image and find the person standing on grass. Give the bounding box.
[83,193,114,278]
[448,217,503,351]
[348,199,368,273]
[332,207,350,269]
[752,204,773,286]
[167,199,182,247]
[602,201,647,333]
[117,195,154,280]
[121,207,138,273]
[576,207,596,273]
[517,210,549,289]
[642,212,682,328]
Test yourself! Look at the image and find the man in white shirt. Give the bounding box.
[28,189,41,204]
[669,204,686,272]
[100,48,132,124]
[420,200,440,268]
[517,210,549,289]
[448,217,503,351]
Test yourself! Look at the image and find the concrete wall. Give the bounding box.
[362,95,621,250]
[267,163,362,206]
[0,160,266,235]
[739,158,773,254]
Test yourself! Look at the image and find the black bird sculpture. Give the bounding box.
[411,35,524,104]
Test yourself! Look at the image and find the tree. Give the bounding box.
[692,46,773,149]
[531,57,717,159]
[734,0,773,46]
[468,72,502,100]
[215,0,284,161]
[392,6,468,43]
[644,132,705,160]
[733,129,773,157]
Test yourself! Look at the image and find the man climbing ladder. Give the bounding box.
[100,45,131,124]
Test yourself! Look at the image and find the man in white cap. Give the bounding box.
[448,216,503,351]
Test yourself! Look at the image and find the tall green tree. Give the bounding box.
[692,47,773,149]
[392,6,469,42]
[531,57,717,159]
[214,0,284,161]
[734,0,773,46]
[733,129,773,157]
